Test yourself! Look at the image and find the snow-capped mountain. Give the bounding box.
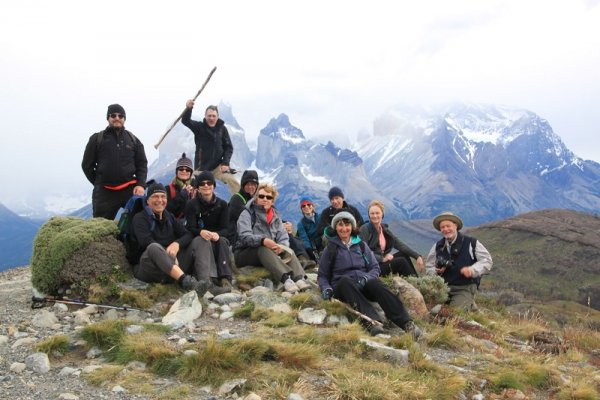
[355,103,600,225]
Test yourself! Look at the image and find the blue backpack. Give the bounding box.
[117,195,147,265]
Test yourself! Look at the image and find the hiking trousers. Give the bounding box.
[133,243,181,284]
[212,167,241,197]
[379,254,418,277]
[235,246,304,282]
[180,236,233,281]
[92,184,133,220]
[333,276,411,329]
[448,283,478,311]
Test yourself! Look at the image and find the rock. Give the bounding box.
[212,292,244,305]
[184,350,199,357]
[220,304,232,312]
[81,365,103,374]
[112,385,127,393]
[13,331,29,339]
[59,367,80,376]
[0,335,8,346]
[288,394,304,400]
[12,337,36,349]
[73,311,91,325]
[430,304,442,315]
[103,309,119,320]
[126,325,144,334]
[59,394,80,400]
[80,305,98,314]
[247,286,271,295]
[53,303,69,313]
[162,291,203,327]
[10,362,26,373]
[243,393,262,400]
[25,352,51,373]
[218,378,247,395]
[220,311,235,320]
[126,310,144,322]
[249,292,288,308]
[359,339,409,365]
[86,347,102,359]
[126,361,147,370]
[270,303,292,314]
[326,315,350,326]
[31,310,59,328]
[472,394,484,400]
[297,308,327,325]
[391,277,429,318]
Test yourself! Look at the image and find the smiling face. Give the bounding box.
[243,181,258,196]
[256,188,275,210]
[205,109,218,128]
[197,179,215,199]
[330,196,344,209]
[147,192,167,214]
[368,205,383,225]
[176,167,192,182]
[300,202,314,216]
[439,220,458,241]
[335,219,353,242]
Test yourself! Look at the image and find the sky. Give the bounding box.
[1,0,599,213]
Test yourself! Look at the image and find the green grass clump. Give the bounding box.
[119,289,153,309]
[179,338,243,385]
[233,301,255,318]
[35,335,70,356]
[426,323,463,350]
[114,333,182,375]
[489,370,524,391]
[405,274,449,306]
[79,319,130,349]
[288,292,320,309]
[235,268,272,285]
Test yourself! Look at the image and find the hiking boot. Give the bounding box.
[295,279,310,292]
[403,321,423,340]
[220,278,233,289]
[179,275,200,291]
[369,324,385,336]
[300,259,317,270]
[206,280,231,296]
[194,279,211,297]
[284,278,300,293]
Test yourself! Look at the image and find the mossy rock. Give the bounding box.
[31,217,131,295]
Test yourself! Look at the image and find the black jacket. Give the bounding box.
[359,222,420,263]
[81,127,148,187]
[184,194,230,238]
[181,108,234,171]
[132,207,192,251]
[316,202,365,237]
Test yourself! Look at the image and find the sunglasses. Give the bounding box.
[257,194,274,200]
[301,203,313,208]
[197,180,213,187]
[109,113,125,119]
[177,167,193,173]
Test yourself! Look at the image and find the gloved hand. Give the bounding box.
[357,276,367,289]
[322,288,333,301]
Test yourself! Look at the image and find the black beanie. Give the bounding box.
[328,186,344,200]
[146,183,167,198]
[194,170,216,188]
[106,104,126,120]
[240,170,259,186]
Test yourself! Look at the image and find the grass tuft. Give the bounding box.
[79,319,129,349]
[35,334,70,356]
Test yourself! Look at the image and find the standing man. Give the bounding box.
[181,100,240,195]
[82,104,148,219]
[316,186,365,237]
[425,211,493,311]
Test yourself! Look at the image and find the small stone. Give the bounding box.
[10,362,26,373]
[86,347,102,359]
[177,338,188,346]
[270,303,292,314]
[112,385,127,393]
[218,378,247,395]
[220,304,232,312]
[220,311,234,320]
[288,394,304,400]
[73,311,91,325]
[472,394,484,400]
[12,337,36,349]
[184,350,198,357]
[82,365,103,374]
[126,310,143,322]
[80,305,98,314]
[103,309,119,320]
[243,393,262,400]
[429,304,442,315]
[59,393,79,400]
[53,303,69,313]
[59,367,80,376]
[126,325,144,334]
[126,361,147,370]
[25,352,51,373]
[297,308,327,325]
[13,331,29,339]
[0,335,8,346]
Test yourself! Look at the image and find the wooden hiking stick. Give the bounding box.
[154,66,217,149]
[332,298,383,327]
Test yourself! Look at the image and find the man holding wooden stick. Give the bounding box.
[182,101,240,196]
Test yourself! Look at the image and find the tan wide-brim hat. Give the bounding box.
[432,211,463,231]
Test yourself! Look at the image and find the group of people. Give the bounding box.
[81,102,493,336]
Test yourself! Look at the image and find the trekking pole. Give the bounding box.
[154,66,217,149]
[331,298,383,327]
[31,296,149,313]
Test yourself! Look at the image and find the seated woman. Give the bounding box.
[359,200,423,277]
[234,183,309,293]
[166,153,196,219]
[318,211,422,338]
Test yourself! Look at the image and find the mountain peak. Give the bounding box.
[260,114,305,143]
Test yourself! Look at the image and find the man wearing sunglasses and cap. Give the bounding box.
[425,211,493,311]
[82,104,148,219]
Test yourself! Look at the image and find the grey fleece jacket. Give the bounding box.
[234,199,289,251]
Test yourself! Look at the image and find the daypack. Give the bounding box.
[117,195,147,264]
[96,130,138,151]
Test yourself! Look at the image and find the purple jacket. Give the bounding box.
[317,234,381,291]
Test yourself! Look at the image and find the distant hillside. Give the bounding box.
[467,209,600,310]
[0,202,42,271]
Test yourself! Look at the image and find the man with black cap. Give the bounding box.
[425,211,493,311]
[82,104,148,219]
[181,101,240,195]
[316,186,365,238]
[227,170,259,242]
[132,183,230,296]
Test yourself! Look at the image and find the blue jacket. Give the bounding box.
[297,212,322,251]
[317,234,381,292]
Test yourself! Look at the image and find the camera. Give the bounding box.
[436,256,453,269]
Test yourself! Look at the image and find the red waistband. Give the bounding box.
[103,180,138,191]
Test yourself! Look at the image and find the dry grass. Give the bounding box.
[35,334,70,356]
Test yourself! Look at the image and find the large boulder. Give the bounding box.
[31,217,130,296]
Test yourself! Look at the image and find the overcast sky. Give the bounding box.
[1,0,599,212]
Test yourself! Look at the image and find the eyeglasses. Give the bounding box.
[197,180,213,187]
[177,167,193,173]
[301,203,313,208]
[109,113,125,119]
[257,194,274,200]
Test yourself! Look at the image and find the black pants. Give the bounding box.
[92,184,134,220]
[379,254,417,277]
[289,236,309,258]
[333,276,411,329]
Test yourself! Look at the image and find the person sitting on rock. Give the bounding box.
[228,170,259,242]
[166,153,196,220]
[184,171,234,287]
[359,200,423,277]
[234,183,310,293]
[316,186,365,238]
[296,196,324,261]
[425,211,493,311]
[318,211,422,338]
[132,183,229,296]
[282,220,317,270]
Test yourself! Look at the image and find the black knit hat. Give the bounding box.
[146,183,167,198]
[328,186,344,200]
[175,153,193,171]
[106,104,126,120]
[194,170,216,188]
[240,170,259,186]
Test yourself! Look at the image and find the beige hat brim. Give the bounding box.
[433,213,463,231]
